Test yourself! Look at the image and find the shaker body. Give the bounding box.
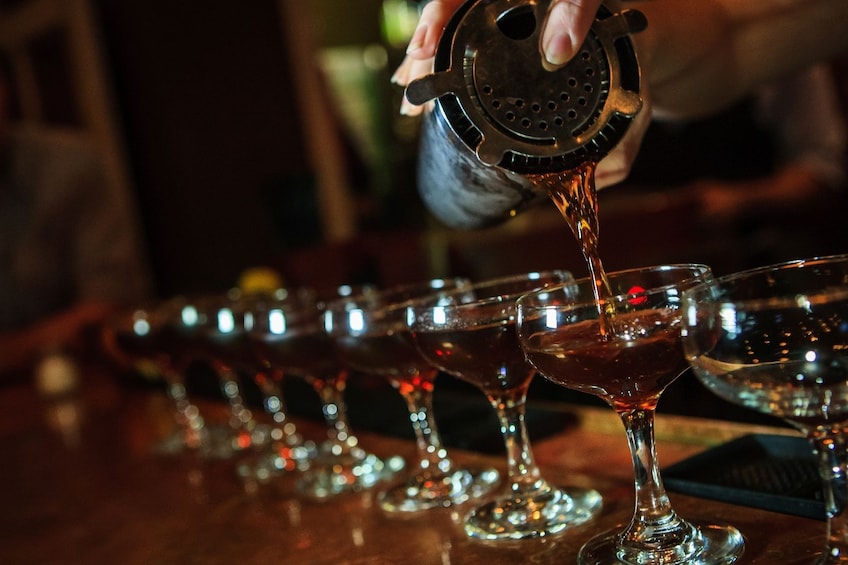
[417,103,539,229]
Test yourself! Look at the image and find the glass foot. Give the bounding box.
[464,485,602,540]
[579,521,745,565]
[243,422,273,450]
[237,439,317,482]
[813,549,848,565]
[150,423,242,459]
[378,466,500,513]
[296,447,406,500]
[150,429,197,455]
[202,423,268,460]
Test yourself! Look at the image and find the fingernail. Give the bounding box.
[400,98,415,116]
[390,66,403,85]
[543,32,574,67]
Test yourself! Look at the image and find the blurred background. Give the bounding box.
[3,0,848,432]
[3,0,847,298]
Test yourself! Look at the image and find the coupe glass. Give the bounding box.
[250,284,402,499]
[231,288,317,478]
[324,278,500,513]
[407,270,603,539]
[175,293,268,456]
[517,264,745,564]
[682,254,848,564]
[103,298,209,455]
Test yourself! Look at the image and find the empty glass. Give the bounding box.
[682,254,848,564]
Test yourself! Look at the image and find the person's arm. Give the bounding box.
[634,0,848,121]
[690,63,847,221]
[691,161,832,221]
[0,301,114,376]
[605,0,848,187]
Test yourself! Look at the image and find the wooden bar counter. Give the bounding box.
[0,370,824,564]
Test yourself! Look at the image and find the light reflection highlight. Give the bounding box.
[269,309,286,335]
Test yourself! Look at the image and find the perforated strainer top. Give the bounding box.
[405,0,646,174]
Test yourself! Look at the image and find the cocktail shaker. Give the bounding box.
[405,0,646,229]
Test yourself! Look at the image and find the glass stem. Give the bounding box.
[398,377,450,475]
[490,388,544,494]
[217,367,254,435]
[254,371,303,448]
[315,371,355,455]
[811,431,848,562]
[164,371,206,449]
[619,408,692,551]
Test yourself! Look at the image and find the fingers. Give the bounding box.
[393,0,628,119]
[542,0,640,185]
[391,0,464,85]
[594,86,652,189]
[409,0,606,65]
[392,1,464,115]
[406,0,465,60]
[541,0,604,67]
[392,55,436,116]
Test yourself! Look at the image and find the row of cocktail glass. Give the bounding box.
[102,255,848,564]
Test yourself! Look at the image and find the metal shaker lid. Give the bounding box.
[405,0,646,174]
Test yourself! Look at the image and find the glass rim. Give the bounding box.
[323,278,477,328]
[407,270,575,314]
[685,254,848,293]
[681,254,848,310]
[515,263,711,311]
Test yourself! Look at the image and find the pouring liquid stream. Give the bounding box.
[528,162,615,336]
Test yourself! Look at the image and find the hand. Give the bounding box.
[689,163,829,222]
[594,77,652,188]
[391,0,647,189]
[393,0,604,113]
[391,0,464,115]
